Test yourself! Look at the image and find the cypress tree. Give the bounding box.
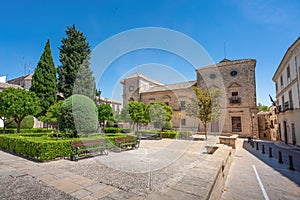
[57,24,96,100]
[30,39,57,117]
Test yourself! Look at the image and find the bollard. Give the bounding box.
[278,151,283,164]
[269,147,273,158]
[289,155,295,171]
[262,145,265,154]
[256,142,259,150]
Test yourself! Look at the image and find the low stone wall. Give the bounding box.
[219,134,238,149]
[208,144,233,200]
[158,144,233,199]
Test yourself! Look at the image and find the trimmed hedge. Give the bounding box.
[0,128,57,134]
[104,127,121,133]
[0,134,72,161]
[0,133,137,161]
[138,130,178,138]
[160,130,178,138]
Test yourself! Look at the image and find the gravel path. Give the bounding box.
[45,138,213,196]
[0,175,77,200]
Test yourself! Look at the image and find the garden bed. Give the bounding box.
[0,132,137,161]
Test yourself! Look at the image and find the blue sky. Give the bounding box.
[1,0,300,106]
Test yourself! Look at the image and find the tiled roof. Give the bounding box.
[120,73,163,86]
[7,73,33,84]
[0,82,22,89]
[141,80,197,93]
[197,58,256,71]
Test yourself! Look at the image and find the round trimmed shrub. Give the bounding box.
[59,95,98,137]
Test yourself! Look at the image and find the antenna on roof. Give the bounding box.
[223,42,227,58]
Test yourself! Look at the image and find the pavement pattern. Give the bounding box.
[0,136,230,200]
[221,139,300,200]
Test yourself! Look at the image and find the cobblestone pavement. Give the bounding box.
[0,136,230,200]
[221,139,300,200]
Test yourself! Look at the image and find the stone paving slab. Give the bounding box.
[0,137,233,200]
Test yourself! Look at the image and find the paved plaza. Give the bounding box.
[2,137,299,200]
[0,136,231,200]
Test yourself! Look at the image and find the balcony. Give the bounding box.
[284,101,293,111]
[276,102,294,113]
[229,96,241,104]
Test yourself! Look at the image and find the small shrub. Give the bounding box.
[106,121,115,127]
[163,121,172,130]
[120,128,132,133]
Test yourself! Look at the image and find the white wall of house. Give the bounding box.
[0,118,3,128]
[273,37,300,147]
[0,76,6,83]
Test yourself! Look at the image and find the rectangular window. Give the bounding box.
[180,101,186,110]
[289,90,293,109]
[232,91,238,96]
[292,123,296,145]
[280,75,283,86]
[232,116,242,132]
[282,95,285,109]
[275,82,278,91]
[287,65,290,79]
[181,119,186,125]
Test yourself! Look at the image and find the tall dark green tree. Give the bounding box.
[30,39,57,117]
[57,24,96,100]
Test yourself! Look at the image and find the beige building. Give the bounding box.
[7,73,33,90]
[121,58,258,138]
[96,96,121,114]
[257,106,279,141]
[272,36,300,146]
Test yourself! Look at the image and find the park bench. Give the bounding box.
[70,139,108,161]
[114,136,139,151]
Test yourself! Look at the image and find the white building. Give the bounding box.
[272,37,300,146]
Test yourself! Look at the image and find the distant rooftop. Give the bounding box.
[120,73,163,86]
[0,82,22,89]
[141,80,197,93]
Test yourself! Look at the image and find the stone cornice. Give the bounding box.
[276,78,297,98]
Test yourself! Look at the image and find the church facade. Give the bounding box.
[121,58,258,138]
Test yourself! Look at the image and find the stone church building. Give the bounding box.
[121,58,258,138]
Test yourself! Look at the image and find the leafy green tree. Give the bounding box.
[186,87,221,139]
[30,39,57,116]
[257,103,269,112]
[148,102,173,139]
[39,101,64,129]
[6,115,34,129]
[128,101,148,134]
[1,88,41,133]
[57,24,96,100]
[117,104,133,123]
[0,92,13,133]
[59,95,98,137]
[97,104,114,129]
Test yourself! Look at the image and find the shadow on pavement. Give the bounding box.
[243,140,300,187]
